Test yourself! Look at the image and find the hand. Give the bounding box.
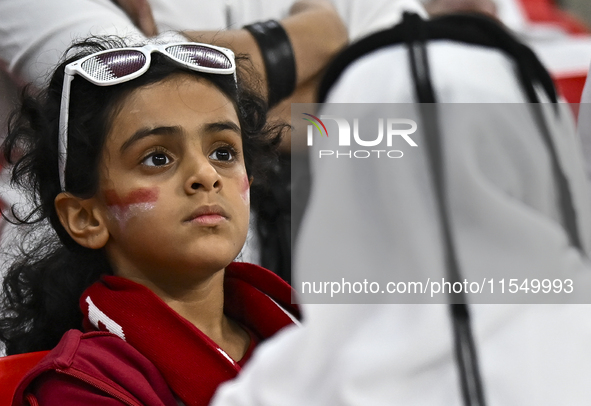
[425,0,498,19]
[281,0,348,86]
[288,0,340,15]
[112,0,158,37]
[184,0,347,108]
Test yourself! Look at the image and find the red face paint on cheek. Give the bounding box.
[240,175,250,204]
[104,188,159,227]
[105,188,159,207]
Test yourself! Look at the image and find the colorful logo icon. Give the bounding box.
[303,113,328,138]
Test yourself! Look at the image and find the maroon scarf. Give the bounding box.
[80,262,300,406]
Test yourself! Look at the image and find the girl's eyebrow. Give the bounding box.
[120,125,182,153]
[120,120,240,154]
[203,120,241,135]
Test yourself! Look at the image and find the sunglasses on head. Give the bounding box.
[58,42,237,191]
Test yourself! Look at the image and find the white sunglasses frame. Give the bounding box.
[57,42,237,191]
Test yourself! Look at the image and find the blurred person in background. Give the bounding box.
[0,0,349,285]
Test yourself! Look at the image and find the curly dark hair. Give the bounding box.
[0,36,284,355]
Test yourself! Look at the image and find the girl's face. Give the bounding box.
[95,73,250,285]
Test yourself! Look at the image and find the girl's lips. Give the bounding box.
[185,204,229,224]
[190,214,227,225]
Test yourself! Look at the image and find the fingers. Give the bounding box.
[289,0,338,15]
[113,0,158,37]
[425,0,498,19]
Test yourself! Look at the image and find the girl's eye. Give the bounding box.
[209,148,234,162]
[142,153,171,167]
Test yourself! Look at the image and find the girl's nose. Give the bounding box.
[184,154,222,194]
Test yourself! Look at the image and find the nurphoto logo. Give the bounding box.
[303,114,418,159]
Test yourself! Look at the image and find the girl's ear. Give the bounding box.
[54,193,109,249]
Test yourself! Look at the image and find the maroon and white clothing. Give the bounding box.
[11,262,299,406]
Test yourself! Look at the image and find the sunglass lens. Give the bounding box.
[165,45,233,70]
[81,50,147,82]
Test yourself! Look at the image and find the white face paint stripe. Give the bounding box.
[109,202,156,229]
[240,174,250,205]
[241,188,250,205]
[85,296,126,340]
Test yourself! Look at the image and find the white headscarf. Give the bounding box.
[212,18,591,406]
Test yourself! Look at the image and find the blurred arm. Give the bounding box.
[0,0,145,87]
[183,0,348,100]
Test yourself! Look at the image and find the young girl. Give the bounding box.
[0,37,299,405]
